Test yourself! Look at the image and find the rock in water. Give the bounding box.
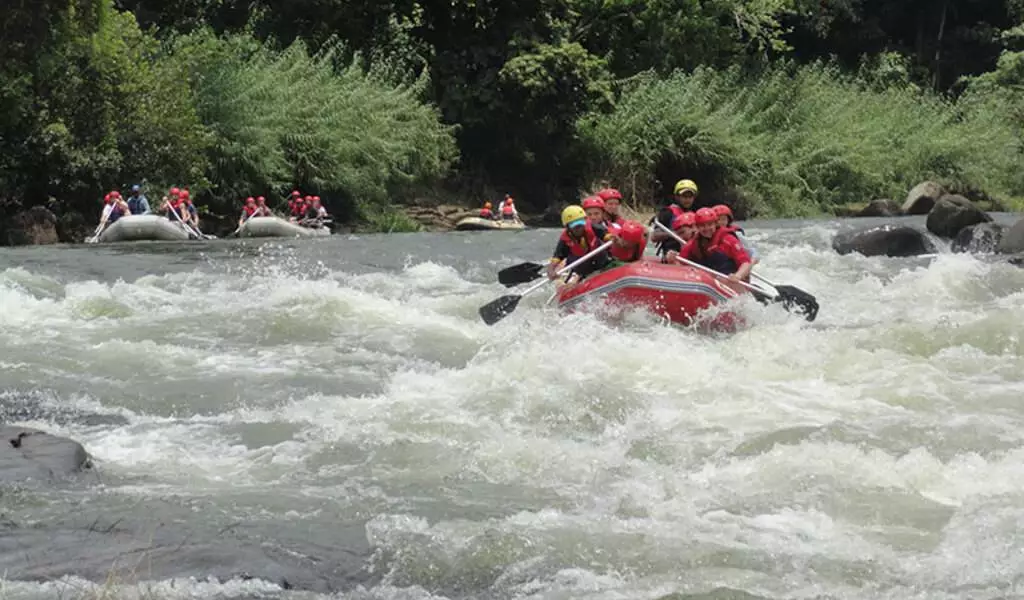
[926,194,991,238]
[1,207,59,246]
[857,199,903,217]
[997,217,1024,254]
[902,181,945,215]
[0,426,91,483]
[952,222,1004,254]
[832,225,937,257]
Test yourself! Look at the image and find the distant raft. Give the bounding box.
[454,217,526,231]
[239,216,331,238]
[97,215,191,243]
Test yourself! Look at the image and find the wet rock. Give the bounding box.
[56,211,91,243]
[902,181,945,215]
[926,194,991,238]
[0,515,376,594]
[857,199,903,217]
[2,206,59,246]
[0,426,91,483]
[951,222,1004,254]
[832,225,937,257]
[997,217,1024,254]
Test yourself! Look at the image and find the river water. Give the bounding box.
[2,216,1024,600]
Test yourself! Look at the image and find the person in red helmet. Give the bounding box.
[670,211,698,245]
[671,207,752,281]
[712,204,759,263]
[255,196,272,216]
[597,188,626,227]
[289,196,307,222]
[607,220,647,265]
[581,196,606,226]
[238,197,258,228]
[500,195,519,222]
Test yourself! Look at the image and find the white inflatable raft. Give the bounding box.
[96,215,191,243]
[239,216,331,238]
[454,217,526,231]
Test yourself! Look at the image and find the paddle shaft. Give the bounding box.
[651,221,771,297]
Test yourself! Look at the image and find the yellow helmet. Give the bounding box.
[673,179,699,195]
[561,205,586,226]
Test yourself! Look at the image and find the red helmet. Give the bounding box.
[618,220,646,246]
[304,195,312,201]
[313,196,320,202]
[581,196,605,210]
[597,188,622,201]
[104,193,111,203]
[181,189,190,198]
[245,196,255,204]
[111,191,121,198]
[291,190,301,197]
[712,204,733,218]
[695,207,717,225]
[257,196,265,203]
[672,212,697,229]
[170,187,180,196]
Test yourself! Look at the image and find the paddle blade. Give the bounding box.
[774,284,819,322]
[498,262,544,287]
[479,294,522,325]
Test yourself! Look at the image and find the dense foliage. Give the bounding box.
[1,0,1022,229]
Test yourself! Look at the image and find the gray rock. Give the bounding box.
[857,199,903,217]
[926,194,991,238]
[951,222,1004,254]
[0,515,376,594]
[0,426,91,483]
[2,206,59,246]
[903,181,946,215]
[997,217,1024,254]
[832,225,937,257]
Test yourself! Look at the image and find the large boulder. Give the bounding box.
[902,181,945,215]
[1,206,59,246]
[925,194,992,238]
[997,217,1024,254]
[832,225,937,257]
[951,222,1004,254]
[857,199,903,217]
[0,426,91,483]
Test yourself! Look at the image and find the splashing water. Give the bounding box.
[2,217,1024,600]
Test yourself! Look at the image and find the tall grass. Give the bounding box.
[168,31,458,215]
[577,62,1023,216]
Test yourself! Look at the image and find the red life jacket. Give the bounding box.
[609,239,646,262]
[668,205,685,220]
[559,221,601,258]
[243,205,257,217]
[502,203,515,215]
[688,226,744,275]
[479,208,493,218]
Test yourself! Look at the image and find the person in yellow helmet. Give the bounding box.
[651,178,699,256]
[547,205,612,283]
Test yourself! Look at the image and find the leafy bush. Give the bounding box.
[578,61,1023,216]
[167,31,458,218]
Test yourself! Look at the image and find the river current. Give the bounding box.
[2,215,1024,599]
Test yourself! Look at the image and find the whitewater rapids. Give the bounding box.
[2,216,1024,600]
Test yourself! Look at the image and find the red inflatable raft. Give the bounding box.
[555,257,749,331]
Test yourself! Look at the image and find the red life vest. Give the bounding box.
[479,208,493,218]
[502,203,515,216]
[243,205,257,217]
[668,205,685,220]
[559,221,601,258]
[609,239,645,262]
[688,226,744,275]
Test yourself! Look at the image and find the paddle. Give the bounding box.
[231,209,258,237]
[479,240,614,326]
[85,204,114,244]
[651,221,819,322]
[498,262,545,286]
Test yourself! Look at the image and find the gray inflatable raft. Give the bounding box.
[239,216,331,238]
[97,215,191,243]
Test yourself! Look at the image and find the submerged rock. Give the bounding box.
[0,426,91,483]
[902,181,945,215]
[832,225,937,257]
[952,222,1004,254]
[926,194,991,238]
